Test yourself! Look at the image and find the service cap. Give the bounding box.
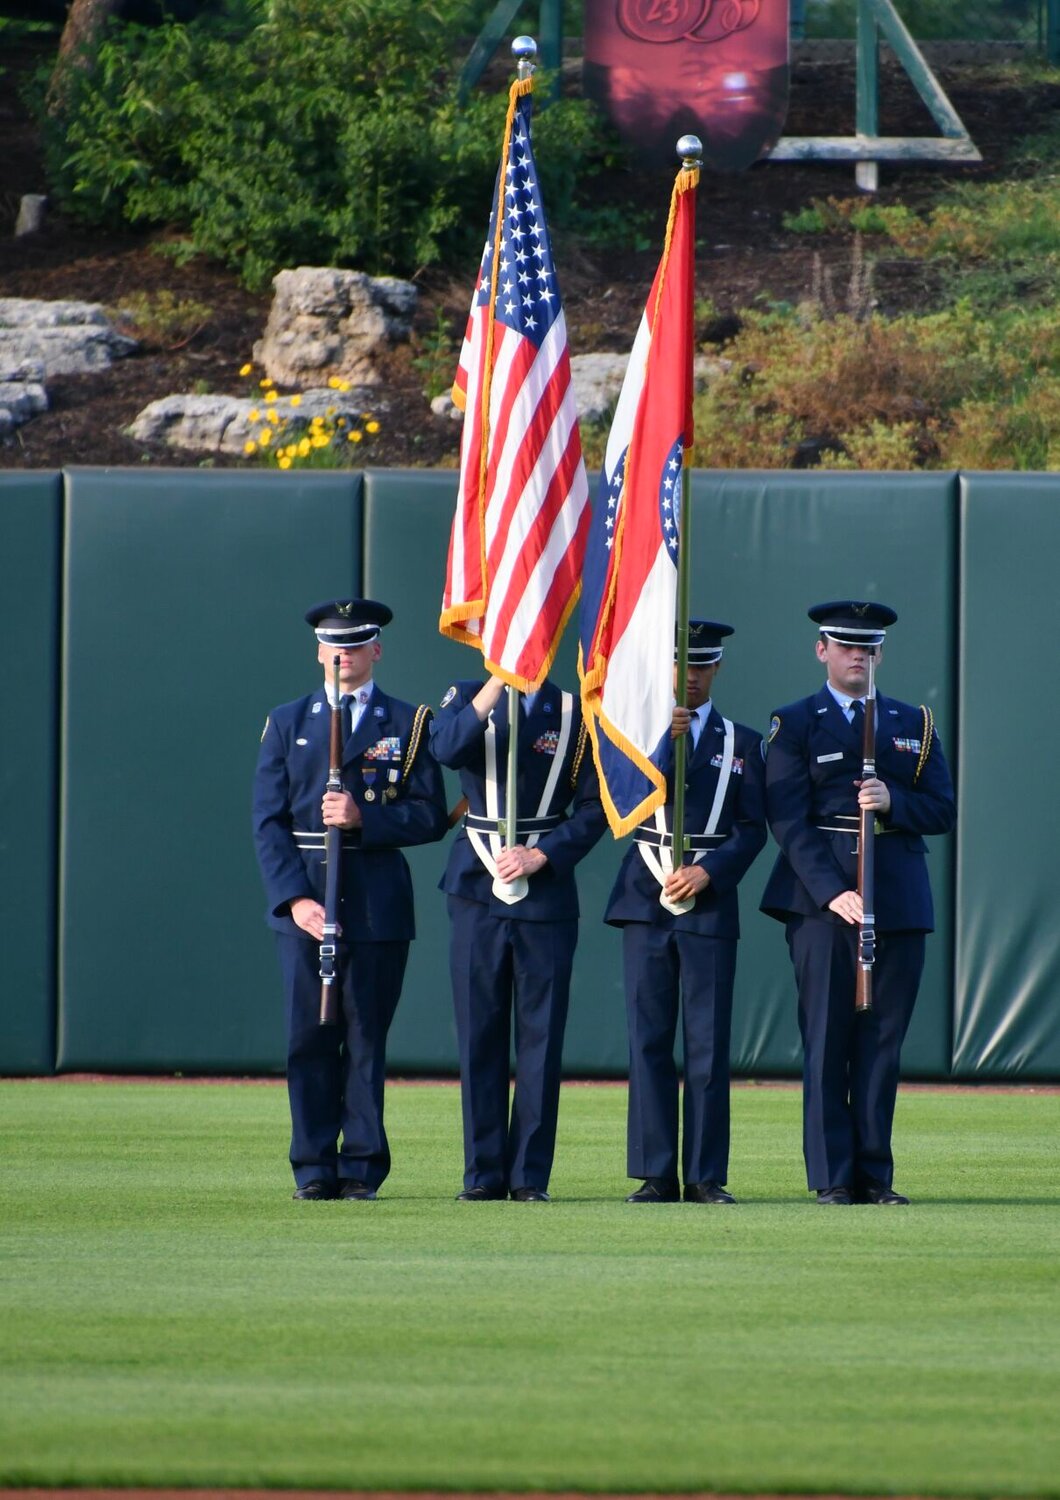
[305,597,393,648]
[809,599,896,648]
[677,618,734,666]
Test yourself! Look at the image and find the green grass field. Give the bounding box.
[1,1080,1057,1494]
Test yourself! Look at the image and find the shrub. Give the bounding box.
[691,300,1060,472]
[108,290,212,347]
[41,0,605,288]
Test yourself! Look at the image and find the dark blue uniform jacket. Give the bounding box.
[429,680,607,921]
[605,707,767,939]
[760,688,956,931]
[253,685,448,942]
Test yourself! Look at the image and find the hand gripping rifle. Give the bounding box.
[855,648,877,1014]
[319,654,343,1026]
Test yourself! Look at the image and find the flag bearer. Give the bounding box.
[430,675,607,1202]
[606,620,767,1204]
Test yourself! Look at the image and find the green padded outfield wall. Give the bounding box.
[0,472,62,1074]
[365,469,958,1080]
[689,471,959,1079]
[954,475,1060,1078]
[58,468,363,1072]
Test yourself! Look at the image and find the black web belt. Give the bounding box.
[294,831,359,851]
[634,827,726,851]
[464,813,563,836]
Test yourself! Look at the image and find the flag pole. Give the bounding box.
[669,133,702,876]
[500,35,538,873]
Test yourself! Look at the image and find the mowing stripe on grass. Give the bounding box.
[0,1082,1057,1494]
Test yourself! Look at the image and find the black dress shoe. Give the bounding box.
[855,1179,910,1205]
[338,1180,378,1200]
[455,1185,506,1201]
[684,1181,736,1205]
[511,1187,550,1202]
[626,1178,680,1203]
[815,1187,853,1205]
[292,1180,336,1200]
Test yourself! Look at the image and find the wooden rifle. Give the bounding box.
[319,654,343,1026]
[855,648,877,1013]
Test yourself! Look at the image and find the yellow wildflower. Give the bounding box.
[259,377,274,389]
[312,433,329,449]
[239,362,253,377]
[259,428,273,446]
[310,415,324,429]
[327,375,340,389]
[365,420,380,434]
[267,409,281,425]
[338,380,351,393]
[248,407,260,422]
[244,440,257,455]
[289,394,302,407]
[278,456,292,470]
[298,438,312,457]
[264,388,278,404]
[325,405,336,417]
[348,430,363,443]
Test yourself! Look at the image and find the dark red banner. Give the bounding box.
[583,0,790,171]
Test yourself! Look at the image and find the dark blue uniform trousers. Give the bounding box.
[448,895,577,1193]
[623,925,737,1186]
[785,917,925,1191]
[276,933,408,1190]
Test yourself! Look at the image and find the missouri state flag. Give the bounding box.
[578,156,699,837]
[439,73,589,690]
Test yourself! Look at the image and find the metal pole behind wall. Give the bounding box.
[539,0,562,104]
[1049,0,1060,66]
[855,0,880,191]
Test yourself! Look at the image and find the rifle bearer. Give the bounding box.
[759,600,956,1206]
[253,598,448,1202]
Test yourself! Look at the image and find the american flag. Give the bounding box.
[578,160,699,837]
[440,79,589,691]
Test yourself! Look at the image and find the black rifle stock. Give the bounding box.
[855,650,877,1013]
[319,655,343,1026]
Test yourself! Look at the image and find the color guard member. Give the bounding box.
[606,620,767,1204]
[253,599,448,1201]
[760,601,956,1205]
[430,675,607,1202]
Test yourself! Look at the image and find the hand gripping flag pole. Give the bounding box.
[440,35,589,903]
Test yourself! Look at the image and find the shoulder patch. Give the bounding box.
[260,715,270,743]
[440,685,457,710]
[768,714,781,744]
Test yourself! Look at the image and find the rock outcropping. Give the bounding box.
[0,299,137,437]
[252,268,417,388]
[127,387,381,455]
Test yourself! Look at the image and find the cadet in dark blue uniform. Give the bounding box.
[253,599,448,1201]
[430,674,607,1202]
[760,601,956,1205]
[605,621,767,1204]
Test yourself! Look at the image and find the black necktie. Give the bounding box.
[341,694,353,742]
[849,699,865,734]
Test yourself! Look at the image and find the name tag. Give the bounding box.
[817,751,844,763]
